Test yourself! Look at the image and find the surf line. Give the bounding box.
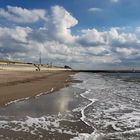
[80,89,97,127]
[5,88,54,106]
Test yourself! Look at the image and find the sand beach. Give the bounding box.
[0,70,75,106]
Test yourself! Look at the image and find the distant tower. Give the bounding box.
[39,52,41,65]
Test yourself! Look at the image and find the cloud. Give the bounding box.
[0,6,46,23]
[116,48,138,56]
[30,6,78,44]
[0,26,33,61]
[135,27,140,33]
[77,29,106,46]
[0,5,140,69]
[0,26,31,42]
[88,8,102,12]
[77,27,140,64]
[47,6,78,44]
[110,0,120,3]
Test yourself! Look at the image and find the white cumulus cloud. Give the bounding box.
[0,6,47,23]
[46,6,78,44]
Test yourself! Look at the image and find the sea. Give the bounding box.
[0,72,140,140]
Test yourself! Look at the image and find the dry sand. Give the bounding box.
[0,70,75,106]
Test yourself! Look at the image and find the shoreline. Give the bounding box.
[0,70,76,107]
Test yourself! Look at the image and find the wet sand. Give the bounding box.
[0,83,93,140]
[0,70,75,106]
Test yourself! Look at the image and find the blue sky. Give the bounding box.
[0,0,140,69]
[1,0,140,29]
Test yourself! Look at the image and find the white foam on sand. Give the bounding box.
[5,88,54,106]
[35,88,54,98]
[71,128,140,140]
[70,131,104,140]
[0,114,78,136]
[80,90,97,126]
[70,90,103,140]
[5,97,30,106]
[71,72,140,140]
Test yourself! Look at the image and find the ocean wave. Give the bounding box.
[71,72,140,139]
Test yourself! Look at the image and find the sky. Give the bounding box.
[0,0,140,69]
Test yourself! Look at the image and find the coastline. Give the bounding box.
[0,70,75,106]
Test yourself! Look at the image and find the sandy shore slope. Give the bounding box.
[0,70,75,106]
